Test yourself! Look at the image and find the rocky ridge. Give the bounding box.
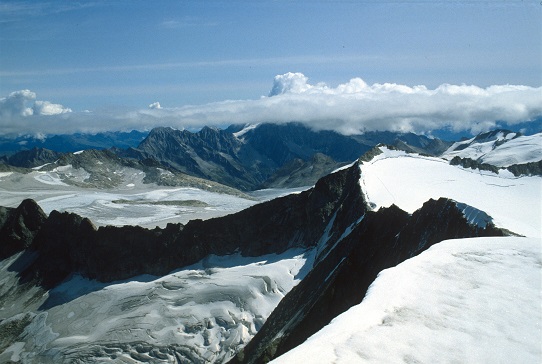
[126,123,452,191]
[230,197,505,363]
[0,150,510,363]
[2,160,365,289]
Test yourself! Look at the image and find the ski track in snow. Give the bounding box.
[272,236,542,364]
[359,148,541,237]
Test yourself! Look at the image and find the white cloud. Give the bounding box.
[0,89,71,118]
[269,72,320,96]
[33,100,72,115]
[0,74,541,137]
[0,89,36,117]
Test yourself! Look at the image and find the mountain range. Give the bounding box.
[0,124,540,363]
[0,123,537,191]
[0,130,148,155]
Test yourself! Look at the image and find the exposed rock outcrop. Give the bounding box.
[230,198,505,363]
[0,199,47,260]
[449,156,500,173]
[261,153,346,188]
[1,147,61,168]
[3,162,366,289]
[507,160,542,176]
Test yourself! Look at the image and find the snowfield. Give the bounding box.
[0,249,315,363]
[0,169,310,228]
[359,147,541,237]
[0,170,263,227]
[272,236,542,364]
[441,132,542,167]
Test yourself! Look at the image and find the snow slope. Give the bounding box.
[272,236,542,364]
[0,249,315,363]
[359,147,541,237]
[441,132,542,167]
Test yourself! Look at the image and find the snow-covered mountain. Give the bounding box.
[361,146,540,237]
[441,130,542,167]
[230,146,540,363]
[0,131,540,363]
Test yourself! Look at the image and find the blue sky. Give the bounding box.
[0,0,541,136]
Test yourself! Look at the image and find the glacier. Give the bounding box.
[0,249,315,363]
[441,131,542,167]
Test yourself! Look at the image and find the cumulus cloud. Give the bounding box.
[0,90,36,118]
[269,72,320,96]
[1,74,541,137]
[146,74,540,135]
[0,89,71,119]
[33,100,72,115]
[261,73,542,134]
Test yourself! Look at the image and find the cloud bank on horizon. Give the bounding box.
[1,73,541,137]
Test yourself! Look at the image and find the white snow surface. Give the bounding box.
[359,147,541,237]
[0,170,259,228]
[233,123,260,138]
[442,132,542,167]
[0,249,315,363]
[272,236,542,364]
[0,168,309,228]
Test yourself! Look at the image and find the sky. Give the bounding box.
[0,0,541,137]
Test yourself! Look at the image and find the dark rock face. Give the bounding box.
[239,123,368,167]
[449,157,542,177]
[1,148,61,168]
[230,198,505,364]
[507,160,542,176]
[135,126,258,190]
[5,162,366,289]
[449,156,500,173]
[130,123,449,191]
[0,199,47,260]
[261,153,346,188]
